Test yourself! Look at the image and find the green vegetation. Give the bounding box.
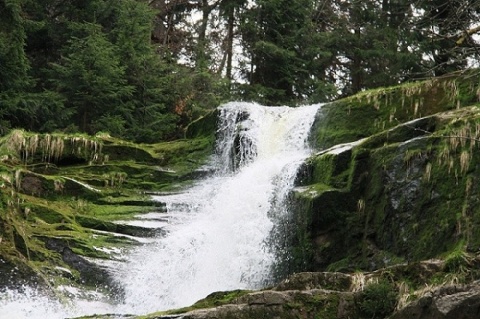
[161,290,251,316]
[281,72,480,279]
[311,72,480,150]
[1,1,480,318]
[2,0,480,140]
[0,126,215,294]
[60,71,480,319]
[358,279,397,318]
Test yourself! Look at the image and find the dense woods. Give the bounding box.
[1,0,480,142]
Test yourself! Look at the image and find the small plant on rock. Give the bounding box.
[444,242,472,274]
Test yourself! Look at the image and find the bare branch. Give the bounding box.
[456,25,480,46]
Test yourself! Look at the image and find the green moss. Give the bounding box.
[298,74,480,274]
[185,109,218,138]
[0,130,104,165]
[151,137,214,172]
[303,149,353,189]
[282,291,345,319]
[443,240,472,274]
[158,290,251,315]
[0,128,216,293]
[312,73,480,150]
[26,204,71,224]
[326,258,352,272]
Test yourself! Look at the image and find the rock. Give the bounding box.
[175,289,356,319]
[45,238,122,296]
[273,272,352,292]
[236,290,293,305]
[392,283,480,319]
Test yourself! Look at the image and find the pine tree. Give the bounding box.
[0,0,30,92]
[329,0,423,95]
[416,0,480,76]
[239,0,333,105]
[50,23,134,135]
[111,0,178,142]
[0,0,66,133]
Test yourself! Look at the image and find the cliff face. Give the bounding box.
[263,71,480,318]
[289,72,480,274]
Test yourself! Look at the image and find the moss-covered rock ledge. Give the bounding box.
[0,129,214,294]
[83,70,480,319]
[290,71,480,274]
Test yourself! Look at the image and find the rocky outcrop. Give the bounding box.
[175,290,355,319]
[392,283,480,319]
[121,73,480,319]
[284,74,480,274]
[0,130,214,293]
[112,262,480,319]
[4,73,480,319]
[154,283,480,319]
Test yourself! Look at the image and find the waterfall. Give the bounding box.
[0,102,320,318]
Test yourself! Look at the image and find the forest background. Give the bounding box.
[1,0,480,143]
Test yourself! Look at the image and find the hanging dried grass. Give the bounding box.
[460,150,470,173]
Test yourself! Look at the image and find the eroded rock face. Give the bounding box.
[146,267,480,319]
[172,285,480,319]
[0,257,40,290]
[273,272,352,292]
[45,238,123,297]
[392,284,480,319]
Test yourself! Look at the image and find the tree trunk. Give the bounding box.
[226,5,235,80]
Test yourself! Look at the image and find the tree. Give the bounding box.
[218,0,246,81]
[111,0,178,142]
[326,0,425,95]
[239,0,334,105]
[0,0,66,134]
[0,0,30,92]
[149,0,197,58]
[416,0,480,76]
[3,0,480,139]
[50,23,134,135]
[0,0,31,132]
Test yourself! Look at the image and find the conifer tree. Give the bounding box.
[50,23,134,135]
[416,0,480,76]
[112,0,178,142]
[0,0,66,133]
[239,0,333,105]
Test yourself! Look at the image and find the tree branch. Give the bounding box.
[456,25,480,46]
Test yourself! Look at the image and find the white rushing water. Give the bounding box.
[0,102,320,318]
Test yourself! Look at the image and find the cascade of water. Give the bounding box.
[116,102,321,313]
[0,102,321,318]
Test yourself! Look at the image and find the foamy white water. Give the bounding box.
[0,102,320,318]
[0,286,116,319]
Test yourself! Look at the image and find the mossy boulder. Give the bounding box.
[311,71,480,150]
[391,283,480,319]
[185,109,218,139]
[286,72,480,275]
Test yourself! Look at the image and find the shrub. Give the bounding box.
[358,279,397,318]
